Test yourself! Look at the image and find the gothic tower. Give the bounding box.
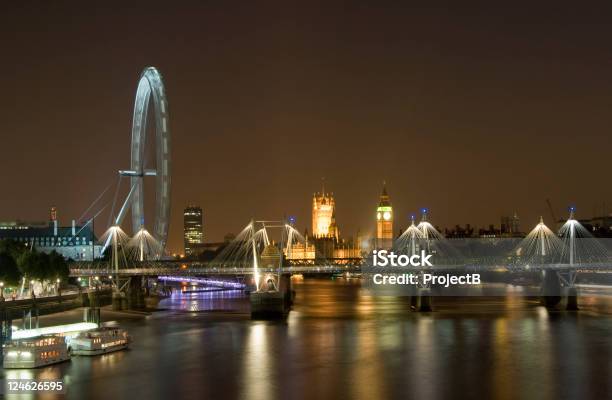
[376,182,393,249]
[312,184,337,239]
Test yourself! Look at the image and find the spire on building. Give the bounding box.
[378,181,391,207]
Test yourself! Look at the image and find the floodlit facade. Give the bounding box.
[312,189,338,239]
[286,238,316,260]
[376,183,393,249]
[287,185,361,260]
[0,219,102,261]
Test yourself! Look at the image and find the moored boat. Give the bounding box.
[68,327,130,356]
[3,335,70,369]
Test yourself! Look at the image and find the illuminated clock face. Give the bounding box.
[377,212,381,220]
[383,211,391,221]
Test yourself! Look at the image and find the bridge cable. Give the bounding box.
[77,181,113,224]
[107,174,124,229]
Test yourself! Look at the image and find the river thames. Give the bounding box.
[3,278,612,400]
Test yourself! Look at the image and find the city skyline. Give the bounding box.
[1,3,612,253]
[2,181,607,254]
[1,4,611,400]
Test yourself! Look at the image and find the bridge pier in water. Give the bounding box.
[541,270,579,311]
[417,288,433,312]
[127,277,146,310]
[565,286,579,311]
[250,273,293,319]
[83,307,101,324]
[111,277,146,311]
[112,291,127,311]
[83,290,102,324]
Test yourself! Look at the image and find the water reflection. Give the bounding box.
[160,288,248,312]
[1,279,610,400]
[240,324,271,400]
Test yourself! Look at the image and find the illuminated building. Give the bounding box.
[312,186,338,239]
[287,185,362,260]
[286,236,316,260]
[0,212,101,261]
[287,232,361,261]
[311,185,340,258]
[183,206,203,257]
[376,183,393,249]
[260,243,281,268]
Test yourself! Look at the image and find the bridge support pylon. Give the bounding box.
[541,270,579,310]
[417,288,432,312]
[84,290,102,325]
[541,270,562,308]
[111,277,146,311]
[250,273,293,319]
[127,277,146,309]
[112,291,127,311]
[83,307,101,325]
[565,287,579,311]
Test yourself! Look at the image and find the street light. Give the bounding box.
[0,281,4,300]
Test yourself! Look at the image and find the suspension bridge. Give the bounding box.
[64,66,612,317]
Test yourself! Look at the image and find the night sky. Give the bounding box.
[2,2,612,253]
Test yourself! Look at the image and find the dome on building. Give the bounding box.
[260,243,281,268]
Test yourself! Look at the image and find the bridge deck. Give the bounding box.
[68,261,612,277]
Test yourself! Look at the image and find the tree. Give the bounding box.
[0,251,22,286]
[48,251,69,281]
[10,246,69,284]
[17,251,49,281]
[0,239,26,261]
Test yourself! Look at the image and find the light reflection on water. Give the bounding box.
[160,288,249,312]
[1,279,611,400]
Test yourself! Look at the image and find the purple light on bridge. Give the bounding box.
[158,276,246,289]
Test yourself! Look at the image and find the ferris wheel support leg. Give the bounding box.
[114,180,140,227]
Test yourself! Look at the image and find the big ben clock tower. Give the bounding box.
[376,182,393,249]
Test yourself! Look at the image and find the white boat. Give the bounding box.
[3,335,70,369]
[69,327,130,356]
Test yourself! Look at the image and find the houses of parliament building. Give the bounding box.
[287,183,394,261]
